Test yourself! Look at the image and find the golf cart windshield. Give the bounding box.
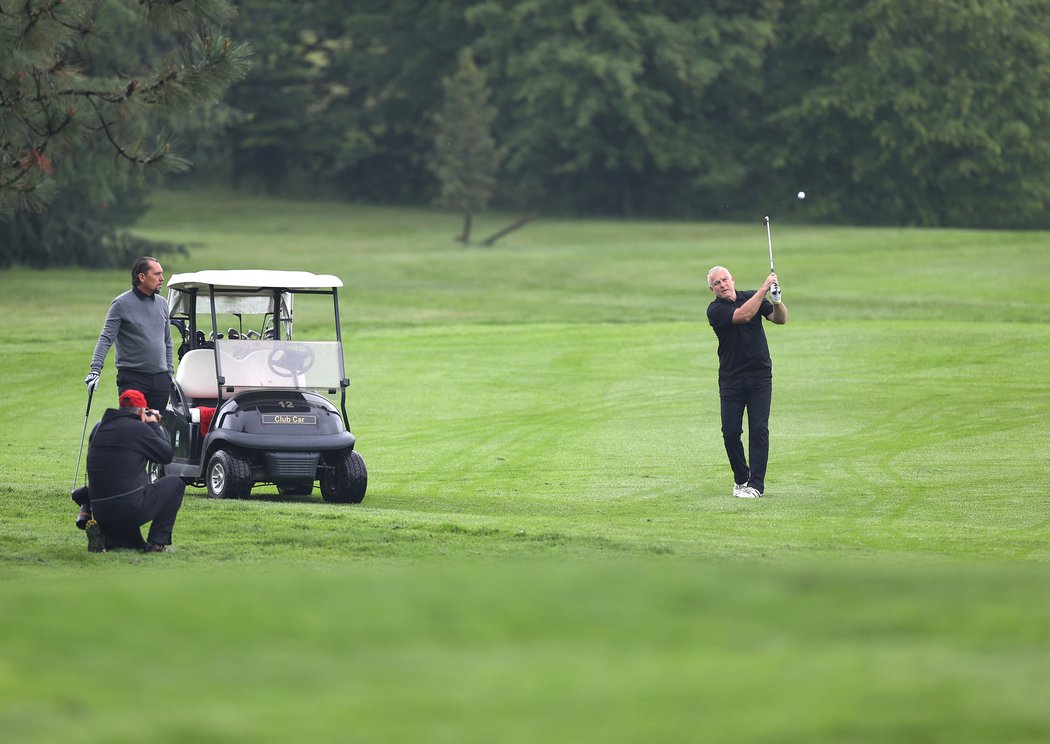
[215,339,344,391]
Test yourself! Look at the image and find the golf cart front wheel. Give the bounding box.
[206,448,253,499]
[320,449,367,504]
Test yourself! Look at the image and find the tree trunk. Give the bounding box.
[458,210,473,244]
[621,172,634,216]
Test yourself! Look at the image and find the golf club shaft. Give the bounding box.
[764,215,775,272]
[71,387,93,493]
[764,216,780,300]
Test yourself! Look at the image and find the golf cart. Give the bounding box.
[154,270,366,503]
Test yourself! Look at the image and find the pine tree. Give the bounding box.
[0,0,250,265]
[431,48,500,244]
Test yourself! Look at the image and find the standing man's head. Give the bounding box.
[708,266,736,301]
[131,257,164,295]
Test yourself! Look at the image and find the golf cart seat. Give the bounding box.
[175,348,220,402]
[175,347,280,403]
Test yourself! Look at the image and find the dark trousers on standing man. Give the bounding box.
[719,374,772,494]
[116,368,171,412]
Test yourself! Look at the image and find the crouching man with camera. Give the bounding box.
[82,389,185,553]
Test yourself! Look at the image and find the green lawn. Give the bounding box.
[2,190,1049,742]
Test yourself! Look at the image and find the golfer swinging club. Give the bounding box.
[706,265,787,498]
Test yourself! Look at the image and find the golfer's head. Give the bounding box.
[131,256,164,295]
[708,266,735,300]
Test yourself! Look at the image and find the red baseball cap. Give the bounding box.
[119,389,148,408]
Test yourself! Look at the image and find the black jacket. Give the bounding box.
[85,408,173,521]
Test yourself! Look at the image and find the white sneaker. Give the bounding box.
[732,482,748,497]
[736,485,762,499]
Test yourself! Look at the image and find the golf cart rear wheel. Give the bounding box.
[320,449,367,504]
[206,448,253,499]
[147,461,164,484]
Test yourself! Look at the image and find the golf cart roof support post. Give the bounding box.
[332,288,348,381]
[208,285,224,402]
[272,289,283,340]
[331,287,351,429]
[332,288,343,345]
[187,287,199,345]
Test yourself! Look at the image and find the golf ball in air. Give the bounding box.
[797,191,806,199]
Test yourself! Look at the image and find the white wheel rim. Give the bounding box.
[210,461,226,494]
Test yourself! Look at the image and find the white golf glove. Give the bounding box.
[770,282,782,304]
[85,371,100,392]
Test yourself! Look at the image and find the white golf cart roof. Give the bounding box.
[167,270,343,292]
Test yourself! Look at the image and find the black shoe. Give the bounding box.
[85,520,107,553]
[71,485,90,506]
[76,507,92,530]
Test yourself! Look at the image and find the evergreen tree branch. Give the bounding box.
[0,0,249,213]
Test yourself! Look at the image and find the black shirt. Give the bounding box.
[86,408,174,521]
[707,290,774,380]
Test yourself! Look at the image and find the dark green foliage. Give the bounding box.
[224,0,338,194]
[469,0,779,216]
[228,1,469,202]
[8,0,1050,236]
[0,181,185,268]
[0,0,250,265]
[329,2,469,203]
[431,49,500,243]
[190,1,1050,226]
[759,0,1050,227]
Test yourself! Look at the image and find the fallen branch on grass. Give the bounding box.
[480,212,538,247]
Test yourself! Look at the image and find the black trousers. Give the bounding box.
[98,476,185,548]
[116,369,171,411]
[719,374,772,493]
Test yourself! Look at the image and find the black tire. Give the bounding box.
[147,461,164,484]
[206,448,253,499]
[278,483,314,497]
[320,449,367,504]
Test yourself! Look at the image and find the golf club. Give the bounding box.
[764,216,781,300]
[71,386,93,494]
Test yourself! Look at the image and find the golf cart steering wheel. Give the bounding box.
[267,344,316,378]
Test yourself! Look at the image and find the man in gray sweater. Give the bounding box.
[85,257,174,411]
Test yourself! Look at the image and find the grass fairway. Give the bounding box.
[2,190,1049,741]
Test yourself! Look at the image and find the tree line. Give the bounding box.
[5,0,1050,266]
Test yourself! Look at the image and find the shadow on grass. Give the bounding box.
[185,487,326,506]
